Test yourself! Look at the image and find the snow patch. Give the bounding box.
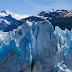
[4,19,10,25]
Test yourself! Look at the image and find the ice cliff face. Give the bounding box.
[0,20,72,72]
[31,21,58,72]
[0,20,58,72]
[55,26,72,72]
[0,22,33,72]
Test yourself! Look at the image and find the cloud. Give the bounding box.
[13,14,30,20]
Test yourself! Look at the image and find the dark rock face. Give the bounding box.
[3,16,44,32]
[0,14,18,30]
[38,9,72,30]
[0,10,18,30]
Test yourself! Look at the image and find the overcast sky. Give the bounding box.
[0,0,72,15]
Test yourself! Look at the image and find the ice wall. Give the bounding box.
[0,20,72,72]
[55,26,72,72]
[0,20,58,72]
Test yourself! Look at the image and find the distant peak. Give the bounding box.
[68,9,72,12]
[1,10,6,13]
[6,10,11,14]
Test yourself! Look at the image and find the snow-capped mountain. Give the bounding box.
[36,9,72,30]
[0,10,30,20]
[35,9,72,20]
[36,9,68,19]
[0,10,30,30]
[3,9,72,32]
[64,9,72,17]
[1,9,72,31]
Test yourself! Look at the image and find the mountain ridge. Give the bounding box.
[0,10,30,30]
[3,9,72,32]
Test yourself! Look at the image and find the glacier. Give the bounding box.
[0,20,71,72]
[55,26,72,72]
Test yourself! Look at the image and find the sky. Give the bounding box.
[0,0,72,15]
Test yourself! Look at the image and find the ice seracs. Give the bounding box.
[55,26,72,72]
[0,20,58,72]
[0,19,72,72]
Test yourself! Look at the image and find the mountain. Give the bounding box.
[36,9,72,18]
[3,16,44,32]
[0,10,18,30]
[3,9,72,32]
[37,9,68,18]
[0,10,30,30]
[0,10,30,20]
[64,9,72,17]
[36,9,72,30]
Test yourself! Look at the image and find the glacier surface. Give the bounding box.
[0,20,71,72]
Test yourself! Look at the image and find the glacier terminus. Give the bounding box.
[0,20,71,72]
